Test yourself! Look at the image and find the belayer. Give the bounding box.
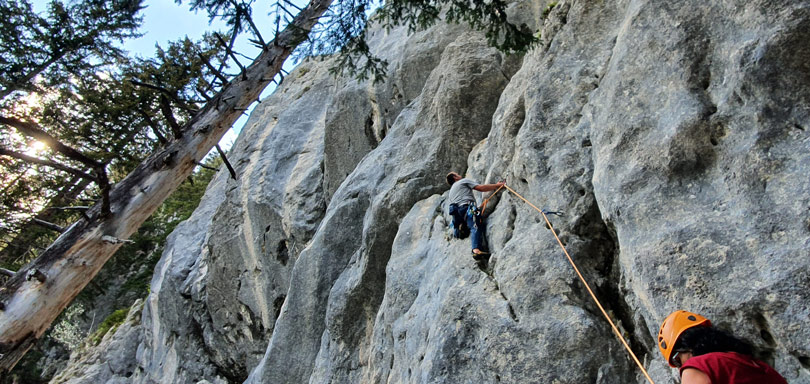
[445,172,504,259]
[658,310,787,384]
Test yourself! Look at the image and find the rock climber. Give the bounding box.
[658,310,787,384]
[446,172,504,259]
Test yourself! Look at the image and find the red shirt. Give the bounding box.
[679,352,787,384]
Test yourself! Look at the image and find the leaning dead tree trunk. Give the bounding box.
[0,0,333,371]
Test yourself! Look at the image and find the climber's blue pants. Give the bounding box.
[449,203,486,251]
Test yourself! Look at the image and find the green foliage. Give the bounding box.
[88,308,129,346]
[2,150,219,384]
[306,0,389,83]
[0,32,227,269]
[0,0,145,267]
[3,349,45,384]
[294,0,537,82]
[0,0,144,100]
[542,2,558,19]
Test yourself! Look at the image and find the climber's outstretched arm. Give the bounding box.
[473,181,505,192]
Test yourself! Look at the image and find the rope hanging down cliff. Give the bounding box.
[482,183,655,384]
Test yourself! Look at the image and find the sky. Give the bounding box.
[122,1,224,58]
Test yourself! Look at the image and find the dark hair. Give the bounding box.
[674,326,755,357]
[446,173,457,186]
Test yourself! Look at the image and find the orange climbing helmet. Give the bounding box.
[658,310,712,367]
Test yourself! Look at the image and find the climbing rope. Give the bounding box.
[479,182,506,216]
[488,183,655,384]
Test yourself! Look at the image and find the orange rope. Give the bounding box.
[502,184,655,384]
[479,183,506,215]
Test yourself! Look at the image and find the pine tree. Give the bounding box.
[0,0,144,100]
[0,0,146,274]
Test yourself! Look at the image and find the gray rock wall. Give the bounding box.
[50,301,144,384]
[56,0,810,383]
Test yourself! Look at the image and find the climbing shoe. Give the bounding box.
[472,250,490,261]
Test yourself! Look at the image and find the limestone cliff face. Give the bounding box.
[56,0,810,383]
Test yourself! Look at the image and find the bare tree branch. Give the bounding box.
[0,116,102,169]
[216,144,237,179]
[194,162,219,172]
[232,0,267,49]
[0,175,93,264]
[283,0,304,12]
[159,95,183,139]
[95,167,112,217]
[129,80,197,113]
[0,147,97,181]
[137,109,168,144]
[46,206,90,212]
[198,52,230,85]
[30,219,65,233]
[215,33,247,79]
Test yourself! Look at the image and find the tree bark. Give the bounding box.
[0,0,333,372]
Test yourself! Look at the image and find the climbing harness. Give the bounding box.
[484,183,655,384]
[467,204,480,227]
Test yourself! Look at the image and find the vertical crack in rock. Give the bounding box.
[572,198,655,368]
[276,240,289,266]
[501,204,518,246]
[602,220,656,366]
[191,312,246,383]
[540,1,571,52]
[753,312,777,363]
[272,295,286,322]
[489,275,519,322]
[364,112,378,150]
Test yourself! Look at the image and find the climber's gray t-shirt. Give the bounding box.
[448,178,479,206]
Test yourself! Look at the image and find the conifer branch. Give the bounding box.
[137,109,168,144]
[159,95,183,139]
[0,116,102,169]
[129,80,197,113]
[215,33,248,79]
[0,147,97,181]
[198,52,230,85]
